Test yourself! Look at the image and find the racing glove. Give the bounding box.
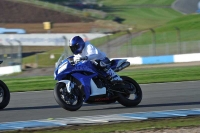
[79,56,88,60]
[74,56,88,64]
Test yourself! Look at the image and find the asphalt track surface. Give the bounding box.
[172,0,199,14]
[0,80,200,123]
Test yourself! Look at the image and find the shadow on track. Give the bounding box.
[2,101,200,112]
[138,101,200,108]
[0,103,112,111]
[80,101,200,111]
[1,105,60,111]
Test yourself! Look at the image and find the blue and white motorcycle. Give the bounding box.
[54,53,142,111]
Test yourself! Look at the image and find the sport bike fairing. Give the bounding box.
[54,59,99,81]
[71,73,97,101]
[54,58,125,101]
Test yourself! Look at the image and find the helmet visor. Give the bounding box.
[70,45,79,54]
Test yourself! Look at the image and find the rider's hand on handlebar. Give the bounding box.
[74,56,88,64]
[79,56,88,60]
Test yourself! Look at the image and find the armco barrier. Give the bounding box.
[111,57,143,65]
[174,53,200,63]
[0,65,21,76]
[112,53,200,65]
[142,55,174,65]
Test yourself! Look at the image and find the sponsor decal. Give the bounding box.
[95,97,110,101]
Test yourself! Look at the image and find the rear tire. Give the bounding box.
[117,76,142,107]
[54,82,83,111]
[0,80,10,109]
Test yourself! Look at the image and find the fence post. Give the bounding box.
[14,40,23,70]
[127,28,133,56]
[6,40,14,65]
[35,54,38,67]
[175,27,181,54]
[106,34,110,58]
[0,43,4,61]
[8,39,23,69]
[199,41,200,53]
[63,36,69,57]
[150,28,156,55]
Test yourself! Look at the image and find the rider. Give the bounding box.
[68,36,122,83]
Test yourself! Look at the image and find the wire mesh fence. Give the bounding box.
[1,32,200,68]
[99,40,200,58]
[0,40,22,67]
[21,39,200,68]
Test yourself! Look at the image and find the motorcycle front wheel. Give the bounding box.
[54,82,83,111]
[0,80,10,109]
[117,76,142,107]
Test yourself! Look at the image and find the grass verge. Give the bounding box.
[6,116,200,133]
[1,65,200,92]
[118,65,200,84]
[99,0,181,30]
[130,14,200,46]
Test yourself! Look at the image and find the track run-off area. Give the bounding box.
[0,80,200,126]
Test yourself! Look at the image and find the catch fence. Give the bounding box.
[99,40,200,58]
[0,40,22,67]
[1,33,200,68]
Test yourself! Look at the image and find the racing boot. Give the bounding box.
[106,68,123,83]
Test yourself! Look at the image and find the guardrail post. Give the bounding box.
[106,34,110,58]
[175,27,182,54]
[63,36,69,56]
[0,43,4,61]
[150,28,156,55]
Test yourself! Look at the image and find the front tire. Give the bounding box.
[0,80,10,109]
[117,76,142,107]
[54,82,83,111]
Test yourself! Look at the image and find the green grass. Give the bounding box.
[42,0,175,5]
[98,0,182,30]
[99,0,175,5]
[90,31,127,47]
[2,65,200,92]
[97,0,200,46]
[2,76,56,92]
[157,14,200,32]
[15,0,182,31]
[108,8,180,29]
[130,14,200,45]
[119,65,200,83]
[6,116,200,133]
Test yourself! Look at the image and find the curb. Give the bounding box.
[1,108,200,131]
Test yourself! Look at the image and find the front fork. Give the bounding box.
[58,80,75,93]
[58,80,79,104]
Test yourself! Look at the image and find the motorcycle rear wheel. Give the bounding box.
[0,80,10,109]
[54,82,83,111]
[117,76,142,107]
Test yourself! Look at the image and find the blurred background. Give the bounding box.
[0,0,200,69]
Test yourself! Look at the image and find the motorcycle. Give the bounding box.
[0,61,10,109]
[54,53,142,111]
